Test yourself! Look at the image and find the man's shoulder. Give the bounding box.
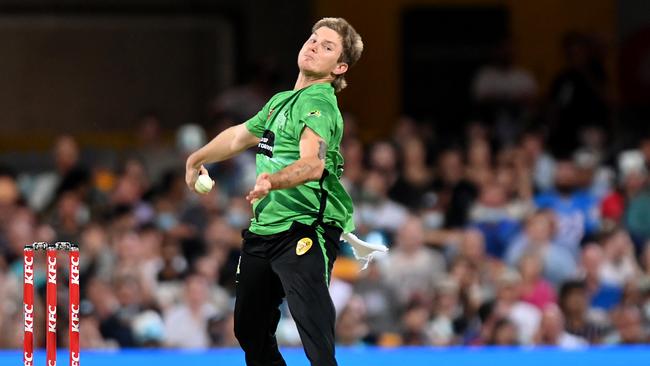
[268,90,294,104]
[296,91,340,118]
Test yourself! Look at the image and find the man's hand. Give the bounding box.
[186,165,209,193]
[246,173,272,203]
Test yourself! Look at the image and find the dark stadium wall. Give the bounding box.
[314,0,618,142]
[0,0,310,151]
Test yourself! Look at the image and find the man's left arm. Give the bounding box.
[246,127,327,203]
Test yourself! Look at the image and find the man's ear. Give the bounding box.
[332,62,348,76]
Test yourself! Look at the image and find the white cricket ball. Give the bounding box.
[194,174,214,194]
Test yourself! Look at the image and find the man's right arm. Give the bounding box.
[185,123,259,191]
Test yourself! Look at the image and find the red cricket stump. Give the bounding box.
[24,242,79,366]
[68,244,80,366]
[46,243,58,366]
[23,245,35,366]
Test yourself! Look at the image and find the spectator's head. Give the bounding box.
[524,211,555,244]
[496,269,522,304]
[361,170,390,202]
[401,136,428,168]
[518,252,544,282]
[614,306,645,344]
[580,244,604,280]
[477,181,507,208]
[204,215,239,250]
[459,228,486,263]
[80,223,109,258]
[122,158,149,191]
[465,120,489,142]
[449,257,479,290]
[494,162,518,197]
[6,207,36,256]
[0,166,19,207]
[600,227,633,261]
[617,150,647,192]
[433,277,460,316]
[467,138,491,168]
[579,126,606,151]
[111,175,144,206]
[158,169,187,203]
[176,124,206,156]
[54,135,80,174]
[0,167,20,227]
[113,230,145,264]
[342,112,359,140]
[113,273,144,307]
[184,272,211,310]
[158,235,187,281]
[437,148,465,185]
[55,190,88,231]
[335,295,369,345]
[395,215,425,253]
[393,115,418,143]
[401,300,431,345]
[488,318,518,345]
[369,141,398,173]
[559,280,588,316]
[138,223,163,260]
[573,149,599,188]
[520,129,546,158]
[342,138,364,166]
[194,255,221,284]
[537,304,566,344]
[554,160,578,195]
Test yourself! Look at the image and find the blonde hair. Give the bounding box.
[312,17,363,93]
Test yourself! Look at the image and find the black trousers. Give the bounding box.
[234,221,341,366]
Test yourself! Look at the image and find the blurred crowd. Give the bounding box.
[1,31,650,350]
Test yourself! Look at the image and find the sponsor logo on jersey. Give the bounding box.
[296,237,313,256]
[257,130,275,158]
[308,110,321,117]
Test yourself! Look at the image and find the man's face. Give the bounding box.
[298,26,347,78]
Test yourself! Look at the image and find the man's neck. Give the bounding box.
[294,72,333,90]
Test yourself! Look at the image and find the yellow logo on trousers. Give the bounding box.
[296,237,313,256]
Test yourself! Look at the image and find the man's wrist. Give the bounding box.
[186,152,204,170]
[266,173,277,191]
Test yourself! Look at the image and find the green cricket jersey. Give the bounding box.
[245,82,354,235]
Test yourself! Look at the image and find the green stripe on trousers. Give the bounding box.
[315,226,330,286]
